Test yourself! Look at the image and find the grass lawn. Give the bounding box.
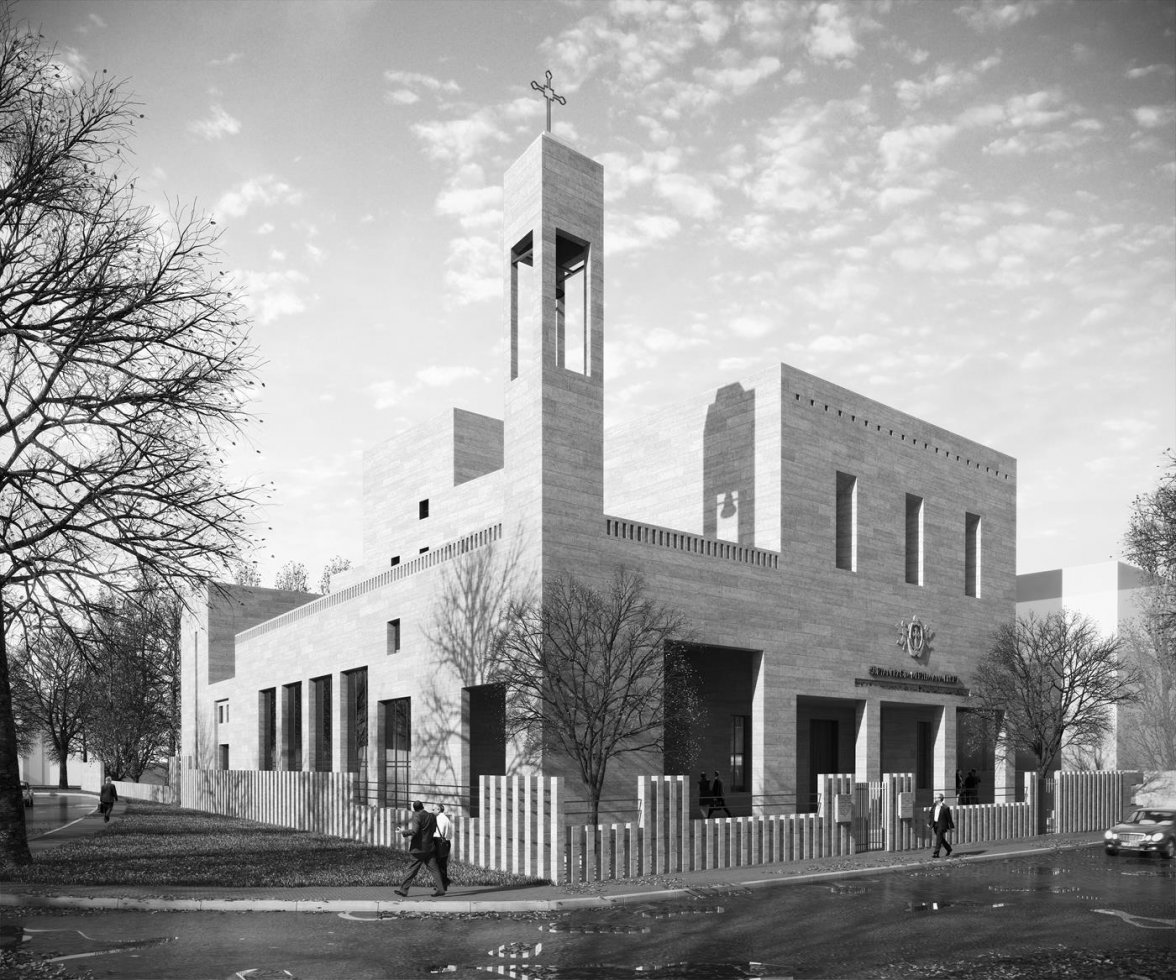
[2,801,548,889]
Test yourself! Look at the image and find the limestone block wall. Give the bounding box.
[604,364,782,553]
[181,584,319,769]
[361,408,504,574]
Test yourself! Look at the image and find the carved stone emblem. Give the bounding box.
[897,615,933,659]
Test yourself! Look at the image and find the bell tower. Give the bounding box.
[502,122,605,580]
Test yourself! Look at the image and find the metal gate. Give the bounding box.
[854,781,884,851]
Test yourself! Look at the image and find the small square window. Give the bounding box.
[387,618,401,654]
[419,546,429,554]
[390,555,400,567]
[419,499,429,519]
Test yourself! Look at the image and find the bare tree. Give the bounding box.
[8,627,92,788]
[419,537,531,807]
[85,583,180,781]
[490,568,701,825]
[1119,596,1176,770]
[969,611,1141,776]
[1124,450,1175,661]
[232,561,262,587]
[274,561,309,592]
[318,555,351,594]
[0,16,261,864]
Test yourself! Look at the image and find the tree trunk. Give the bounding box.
[56,734,70,789]
[0,601,33,865]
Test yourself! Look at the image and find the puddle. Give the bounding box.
[827,883,868,896]
[906,900,1009,913]
[471,962,793,979]
[1006,865,1069,876]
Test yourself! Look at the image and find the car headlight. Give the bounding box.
[1105,830,1116,840]
[1147,832,1166,842]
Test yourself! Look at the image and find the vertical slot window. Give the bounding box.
[965,512,981,597]
[387,618,401,654]
[906,494,924,586]
[556,231,589,375]
[344,668,368,798]
[382,697,411,809]
[730,715,751,792]
[510,232,534,381]
[258,688,276,771]
[311,674,332,772]
[835,471,858,571]
[283,682,302,771]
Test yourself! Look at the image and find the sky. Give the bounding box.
[20,0,1176,588]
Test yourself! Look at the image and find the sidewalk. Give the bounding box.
[1,806,1104,915]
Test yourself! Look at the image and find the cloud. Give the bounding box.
[435,169,502,231]
[443,235,500,305]
[383,69,461,106]
[729,315,774,339]
[215,176,302,219]
[875,186,934,211]
[239,269,308,325]
[654,171,720,220]
[188,104,241,140]
[806,3,861,64]
[369,364,484,410]
[878,123,957,173]
[1133,105,1176,129]
[956,1,1045,32]
[606,211,681,254]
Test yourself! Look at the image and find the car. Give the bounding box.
[21,781,34,807]
[1104,807,1176,859]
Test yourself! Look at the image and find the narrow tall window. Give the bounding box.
[283,682,302,771]
[311,674,332,772]
[418,499,429,520]
[556,231,590,375]
[835,471,858,571]
[258,688,276,771]
[343,668,369,801]
[387,618,401,654]
[382,697,411,809]
[965,512,982,597]
[731,715,751,792]
[510,232,534,380]
[905,494,924,585]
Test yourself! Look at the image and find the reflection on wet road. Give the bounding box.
[4,845,1173,979]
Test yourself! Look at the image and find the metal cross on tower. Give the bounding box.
[530,70,566,133]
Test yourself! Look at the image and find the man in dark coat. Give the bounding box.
[394,801,445,897]
[697,772,711,817]
[707,770,732,818]
[99,777,118,823]
[930,793,955,857]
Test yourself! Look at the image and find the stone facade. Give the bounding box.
[181,132,1017,818]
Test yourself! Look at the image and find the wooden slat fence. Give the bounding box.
[169,767,1142,886]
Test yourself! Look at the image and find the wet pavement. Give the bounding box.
[4,839,1173,978]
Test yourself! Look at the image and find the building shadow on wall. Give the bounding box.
[703,383,755,545]
[414,536,537,816]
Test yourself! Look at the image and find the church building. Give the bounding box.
[181,124,1017,818]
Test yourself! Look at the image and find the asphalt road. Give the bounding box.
[4,845,1173,979]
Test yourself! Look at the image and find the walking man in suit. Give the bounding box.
[394,801,445,897]
[930,793,955,858]
[432,803,452,892]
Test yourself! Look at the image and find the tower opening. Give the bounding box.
[510,232,534,381]
[555,230,589,375]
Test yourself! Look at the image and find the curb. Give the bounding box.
[0,840,1101,915]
